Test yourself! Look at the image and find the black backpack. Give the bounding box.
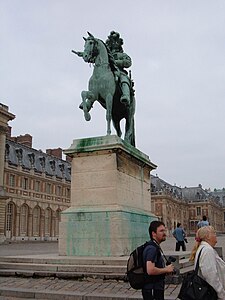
[126,240,161,290]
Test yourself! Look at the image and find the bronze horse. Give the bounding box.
[73,32,135,147]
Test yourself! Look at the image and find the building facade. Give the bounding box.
[151,175,225,234]
[0,104,15,243]
[0,103,71,242]
[4,134,71,241]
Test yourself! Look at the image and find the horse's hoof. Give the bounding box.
[120,96,130,106]
[79,101,92,111]
[84,112,91,121]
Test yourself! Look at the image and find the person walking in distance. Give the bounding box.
[142,221,174,300]
[173,223,187,251]
[197,215,209,228]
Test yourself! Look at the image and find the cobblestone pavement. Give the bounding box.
[0,276,181,300]
[1,235,225,299]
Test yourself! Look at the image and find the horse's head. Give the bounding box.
[83,33,98,63]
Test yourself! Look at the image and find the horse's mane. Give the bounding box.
[98,39,118,73]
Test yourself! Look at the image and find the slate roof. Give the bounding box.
[5,139,71,181]
[151,175,183,200]
[151,175,223,206]
[210,189,225,206]
[182,186,210,202]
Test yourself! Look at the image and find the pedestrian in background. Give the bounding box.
[173,223,186,251]
[197,215,209,228]
[190,226,225,299]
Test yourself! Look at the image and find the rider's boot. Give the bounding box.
[120,83,130,106]
[79,99,93,111]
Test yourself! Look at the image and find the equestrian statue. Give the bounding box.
[72,31,136,147]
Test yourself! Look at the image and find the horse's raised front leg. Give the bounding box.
[105,94,113,135]
[81,90,94,121]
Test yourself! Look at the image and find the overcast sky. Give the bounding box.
[1,0,225,190]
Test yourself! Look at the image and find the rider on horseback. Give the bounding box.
[77,31,133,112]
[105,31,132,106]
[73,31,136,146]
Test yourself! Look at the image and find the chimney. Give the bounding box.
[16,134,32,147]
[66,155,72,163]
[46,148,62,159]
[7,126,12,138]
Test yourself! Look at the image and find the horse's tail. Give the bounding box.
[130,94,136,147]
[131,118,135,147]
[124,94,136,147]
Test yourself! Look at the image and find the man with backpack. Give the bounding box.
[142,220,174,300]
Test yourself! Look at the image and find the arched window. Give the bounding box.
[33,206,41,236]
[45,208,52,236]
[20,204,28,236]
[5,202,16,238]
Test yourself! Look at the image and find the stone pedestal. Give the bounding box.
[59,135,157,256]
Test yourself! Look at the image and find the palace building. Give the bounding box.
[151,175,225,234]
[0,103,71,242]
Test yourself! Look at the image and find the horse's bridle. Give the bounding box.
[85,37,99,63]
